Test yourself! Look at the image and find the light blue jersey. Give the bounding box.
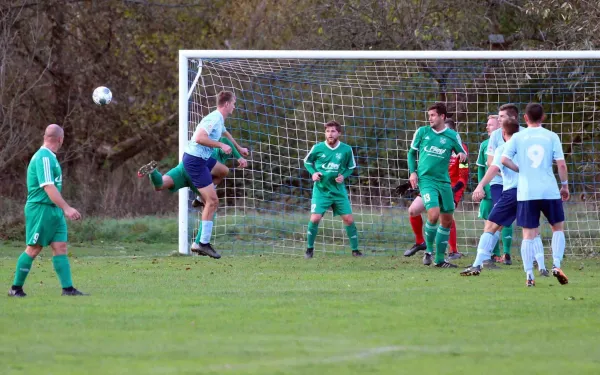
[502,126,565,201]
[492,144,518,191]
[186,110,226,159]
[486,126,526,186]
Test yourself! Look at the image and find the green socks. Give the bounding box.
[52,254,73,289]
[345,223,359,251]
[435,226,451,264]
[149,170,163,188]
[425,221,438,254]
[13,252,34,287]
[502,225,513,255]
[307,221,319,248]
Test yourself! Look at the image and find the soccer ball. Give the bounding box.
[92,86,112,106]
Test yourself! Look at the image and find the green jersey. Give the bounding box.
[409,126,466,184]
[304,141,356,199]
[27,147,62,205]
[476,139,489,173]
[211,137,242,165]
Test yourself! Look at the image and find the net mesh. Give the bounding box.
[186,58,600,256]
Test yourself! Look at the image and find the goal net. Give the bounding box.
[179,51,600,256]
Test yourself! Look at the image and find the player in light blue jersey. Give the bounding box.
[486,104,526,264]
[139,91,246,259]
[461,118,522,276]
[502,103,570,286]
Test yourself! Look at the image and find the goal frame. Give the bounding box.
[177,50,600,255]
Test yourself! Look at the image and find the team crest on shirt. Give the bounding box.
[440,138,446,145]
[335,153,342,160]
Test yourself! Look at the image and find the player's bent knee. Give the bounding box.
[50,242,68,256]
[310,214,322,224]
[551,222,564,232]
[25,245,43,258]
[341,215,354,226]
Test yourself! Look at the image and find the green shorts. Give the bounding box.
[165,163,199,195]
[479,198,493,220]
[311,194,352,217]
[419,181,455,213]
[24,203,67,247]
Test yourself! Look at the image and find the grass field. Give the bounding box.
[2,239,600,374]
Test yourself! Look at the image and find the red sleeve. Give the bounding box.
[458,143,469,185]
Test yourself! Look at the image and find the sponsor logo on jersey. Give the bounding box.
[55,175,62,183]
[322,162,340,171]
[423,146,447,155]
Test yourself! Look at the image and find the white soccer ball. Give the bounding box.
[92,86,112,106]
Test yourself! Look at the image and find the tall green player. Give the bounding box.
[476,115,503,261]
[8,124,87,297]
[408,103,467,268]
[303,121,362,258]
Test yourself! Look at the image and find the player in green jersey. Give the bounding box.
[8,124,87,297]
[476,115,503,261]
[303,121,362,258]
[407,103,467,268]
[137,135,248,254]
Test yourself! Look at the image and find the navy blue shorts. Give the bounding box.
[490,184,503,206]
[517,199,565,229]
[488,188,517,227]
[182,153,217,189]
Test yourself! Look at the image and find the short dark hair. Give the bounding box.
[499,103,519,119]
[325,120,342,132]
[444,118,456,131]
[427,102,447,118]
[525,103,545,123]
[503,117,520,136]
[217,90,235,107]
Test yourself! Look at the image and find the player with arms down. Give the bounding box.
[407,103,467,268]
[303,121,362,258]
[8,124,86,297]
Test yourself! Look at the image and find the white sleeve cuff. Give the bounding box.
[39,182,54,187]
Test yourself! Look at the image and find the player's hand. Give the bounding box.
[312,172,322,182]
[220,143,232,154]
[409,172,418,189]
[335,174,344,183]
[238,147,250,157]
[560,185,570,201]
[64,206,81,221]
[458,152,467,163]
[237,158,248,168]
[472,185,485,202]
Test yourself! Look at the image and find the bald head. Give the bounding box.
[45,124,64,138]
[43,124,64,151]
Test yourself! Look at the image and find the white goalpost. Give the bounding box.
[178,50,600,256]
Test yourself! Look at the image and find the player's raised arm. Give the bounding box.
[222,130,249,157]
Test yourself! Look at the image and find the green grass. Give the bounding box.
[2,242,600,374]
